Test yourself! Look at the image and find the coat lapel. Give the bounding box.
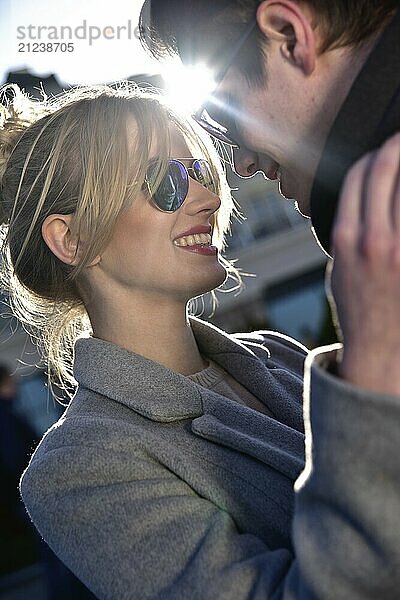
[74,317,305,482]
[192,390,304,482]
[191,317,305,432]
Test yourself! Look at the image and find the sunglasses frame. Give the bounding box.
[192,18,257,149]
[145,158,216,213]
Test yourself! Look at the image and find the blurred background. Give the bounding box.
[0,0,336,597]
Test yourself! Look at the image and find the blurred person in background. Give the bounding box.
[0,364,39,575]
[0,363,96,598]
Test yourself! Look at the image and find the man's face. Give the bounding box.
[211,41,329,217]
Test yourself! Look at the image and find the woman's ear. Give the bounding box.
[256,0,317,75]
[42,214,78,265]
[41,214,100,267]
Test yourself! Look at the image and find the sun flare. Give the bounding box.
[162,61,216,115]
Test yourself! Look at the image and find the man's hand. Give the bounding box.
[329,132,400,395]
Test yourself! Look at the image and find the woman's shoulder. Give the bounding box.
[19,393,154,510]
[22,413,142,459]
[231,330,308,352]
[21,391,143,473]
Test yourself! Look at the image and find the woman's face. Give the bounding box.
[92,117,227,302]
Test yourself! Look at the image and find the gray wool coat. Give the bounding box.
[19,317,400,599]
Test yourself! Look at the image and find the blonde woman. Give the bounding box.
[0,83,391,600]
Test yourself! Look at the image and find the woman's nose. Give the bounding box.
[184,179,221,215]
[232,147,259,178]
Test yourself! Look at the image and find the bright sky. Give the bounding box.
[0,0,160,85]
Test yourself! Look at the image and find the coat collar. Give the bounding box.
[310,8,400,253]
[73,317,265,423]
[73,317,305,481]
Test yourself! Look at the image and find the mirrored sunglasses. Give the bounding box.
[145,158,216,212]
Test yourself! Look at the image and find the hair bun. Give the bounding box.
[0,84,39,224]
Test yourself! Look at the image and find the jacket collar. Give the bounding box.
[310,8,400,253]
[73,317,264,423]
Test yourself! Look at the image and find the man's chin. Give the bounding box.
[278,177,311,218]
[294,200,311,219]
[277,179,298,205]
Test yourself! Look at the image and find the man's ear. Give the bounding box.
[256,0,317,75]
[41,214,101,267]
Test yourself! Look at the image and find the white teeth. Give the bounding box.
[174,233,212,247]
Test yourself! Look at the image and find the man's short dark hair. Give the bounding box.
[140,0,397,85]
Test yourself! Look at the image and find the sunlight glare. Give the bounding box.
[162,61,216,115]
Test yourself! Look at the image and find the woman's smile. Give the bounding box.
[173,224,218,255]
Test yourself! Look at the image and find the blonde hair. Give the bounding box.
[0,82,240,401]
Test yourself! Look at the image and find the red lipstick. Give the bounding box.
[173,224,212,242]
[173,224,217,256]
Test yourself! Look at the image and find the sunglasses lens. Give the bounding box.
[147,160,189,212]
[193,159,216,193]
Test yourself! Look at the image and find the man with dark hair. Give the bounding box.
[137,2,400,598]
[140,0,399,253]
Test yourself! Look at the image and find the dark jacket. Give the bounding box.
[311,8,400,253]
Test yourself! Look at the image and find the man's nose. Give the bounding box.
[232,147,259,178]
